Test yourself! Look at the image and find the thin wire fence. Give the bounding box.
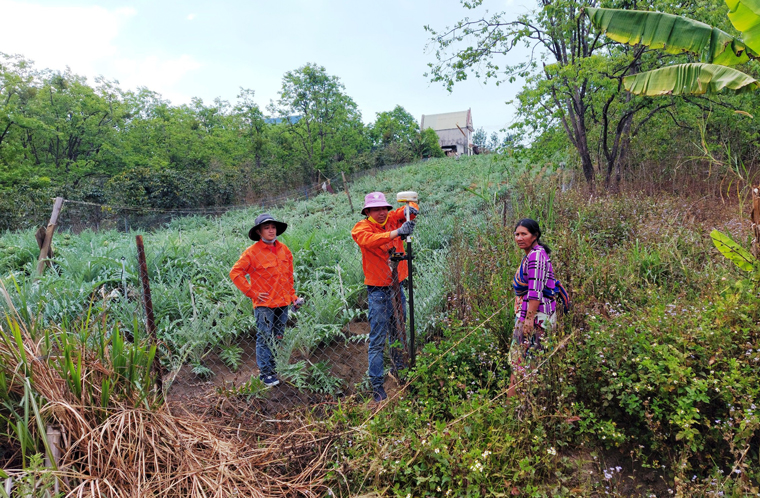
[55,161,415,234]
[8,158,503,412]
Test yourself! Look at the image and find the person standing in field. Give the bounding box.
[230,213,303,387]
[508,218,569,397]
[351,192,418,402]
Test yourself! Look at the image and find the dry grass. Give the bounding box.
[0,318,336,498]
[61,406,332,497]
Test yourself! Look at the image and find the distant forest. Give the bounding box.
[0,57,447,230]
[5,7,760,232]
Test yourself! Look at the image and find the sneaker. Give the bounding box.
[260,374,280,387]
[372,387,387,403]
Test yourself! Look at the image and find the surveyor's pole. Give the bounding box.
[396,191,419,368]
[406,238,416,368]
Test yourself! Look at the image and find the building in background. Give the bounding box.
[420,109,474,156]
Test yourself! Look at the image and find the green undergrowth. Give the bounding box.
[327,181,759,496]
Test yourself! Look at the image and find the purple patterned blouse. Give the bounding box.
[516,244,557,321]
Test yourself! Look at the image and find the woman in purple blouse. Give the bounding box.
[508,218,557,397]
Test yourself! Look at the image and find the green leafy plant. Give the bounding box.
[190,360,213,379]
[277,360,309,390]
[0,453,61,498]
[307,361,343,395]
[218,344,244,372]
[587,5,760,95]
[710,229,756,272]
[215,375,267,401]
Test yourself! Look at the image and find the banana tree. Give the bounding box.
[586,5,760,95]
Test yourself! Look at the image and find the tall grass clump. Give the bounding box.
[0,293,160,465]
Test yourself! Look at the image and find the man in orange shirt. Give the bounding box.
[351,192,418,402]
[230,213,303,387]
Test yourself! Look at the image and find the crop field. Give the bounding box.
[0,155,522,405]
[1,155,759,497]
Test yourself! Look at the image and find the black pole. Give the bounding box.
[406,239,416,369]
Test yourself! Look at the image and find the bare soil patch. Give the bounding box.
[165,321,402,420]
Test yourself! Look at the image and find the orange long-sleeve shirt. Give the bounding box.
[351,203,418,287]
[229,240,297,308]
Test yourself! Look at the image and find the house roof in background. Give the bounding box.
[420,109,473,132]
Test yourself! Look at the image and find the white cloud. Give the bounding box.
[187,13,196,21]
[0,0,202,104]
[110,55,202,103]
[0,1,135,74]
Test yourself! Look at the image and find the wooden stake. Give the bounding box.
[136,235,163,391]
[341,172,354,212]
[44,425,62,495]
[36,197,64,277]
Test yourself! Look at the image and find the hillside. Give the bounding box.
[1,155,758,496]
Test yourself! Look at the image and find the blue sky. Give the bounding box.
[0,0,534,134]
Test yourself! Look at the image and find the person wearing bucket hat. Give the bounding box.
[351,192,419,402]
[230,213,303,387]
[247,213,288,241]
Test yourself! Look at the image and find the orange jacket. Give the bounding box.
[229,240,297,308]
[351,203,418,287]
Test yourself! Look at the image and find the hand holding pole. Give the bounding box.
[396,191,418,242]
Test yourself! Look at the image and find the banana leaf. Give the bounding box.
[623,63,760,95]
[725,0,760,54]
[710,229,756,271]
[587,7,755,65]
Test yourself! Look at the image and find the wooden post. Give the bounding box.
[44,425,62,495]
[135,235,163,391]
[752,186,760,259]
[36,197,64,277]
[341,172,354,212]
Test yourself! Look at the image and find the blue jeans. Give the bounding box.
[254,306,288,377]
[367,284,406,389]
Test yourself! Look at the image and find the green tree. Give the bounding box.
[23,70,127,182]
[0,53,41,175]
[472,127,488,149]
[411,127,445,159]
[501,132,519,149]
[487,132,499,151]
[234,88,268,169]
[268,63,369,182]
[425,0,692,190]
[583,4,760,186]
[369,105,419,146]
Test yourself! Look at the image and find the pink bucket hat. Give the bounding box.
[361,191,393,215]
